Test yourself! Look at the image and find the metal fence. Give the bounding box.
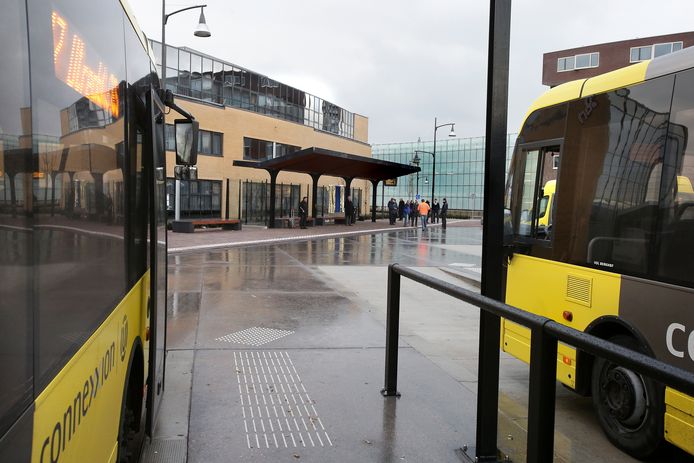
[381,263,694,463]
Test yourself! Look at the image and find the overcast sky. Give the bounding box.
[129,1,694,144]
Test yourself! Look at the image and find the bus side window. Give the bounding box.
[658,68,694,285]
[562,75,674,275]
[0,0,33,440]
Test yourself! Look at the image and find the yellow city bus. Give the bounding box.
[0,1,196,461]
[502,46,694,459]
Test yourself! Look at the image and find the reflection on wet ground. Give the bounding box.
[159,225,691,463]
[169,226,482,269]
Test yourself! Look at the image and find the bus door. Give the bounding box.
[511,141,561,242]
[145,89,168,435]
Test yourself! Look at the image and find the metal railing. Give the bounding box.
[381,263,694,463]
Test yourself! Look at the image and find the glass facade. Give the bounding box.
[372,134,516,212]
[150,40,356,140]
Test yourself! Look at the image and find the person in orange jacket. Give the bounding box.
[418,199,430,230]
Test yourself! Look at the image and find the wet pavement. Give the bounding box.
[142,222,690,463]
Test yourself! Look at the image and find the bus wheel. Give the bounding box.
[117,407,138,463]
[591,334,664,459]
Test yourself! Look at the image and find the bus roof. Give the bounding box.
[520,46,694,132]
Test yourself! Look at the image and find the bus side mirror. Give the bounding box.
[175,119,199,166]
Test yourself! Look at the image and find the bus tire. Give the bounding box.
[117,341,144,463]
[591,334,664,459]
[117,408,137,463]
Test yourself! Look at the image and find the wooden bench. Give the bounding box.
[273,217,314,228]
[171,219,242,233]
[318,215,352,225]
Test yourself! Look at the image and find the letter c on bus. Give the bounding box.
[666,323,686,358]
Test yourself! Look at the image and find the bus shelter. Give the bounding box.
[233,147,420,228]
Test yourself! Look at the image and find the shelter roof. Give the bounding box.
[233,147,419,181]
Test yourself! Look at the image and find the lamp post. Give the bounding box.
[411,153,421,197]
[414,150,435,200]
[431,117,456,204]
[162,1,211,221]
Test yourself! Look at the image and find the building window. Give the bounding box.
[575,54,590,69]
[165,124,222,156]
[631,46,652,62]
[165,124,175,151]
[552,154,560,170]
[558,52,599,72]
[243,137,300,161]
[630,42,683,63]
[166,179,221,217]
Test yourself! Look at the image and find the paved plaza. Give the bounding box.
[140,220,690,463]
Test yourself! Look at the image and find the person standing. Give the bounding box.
[418,199,430,231]
[398,199,405,221]
[299,196,308,229]
[441,198,448,230]
[402,201,410,226]
[410,200,417,226]
[432,199,440,224]
[388,198,398,225]
[345,195,354,226]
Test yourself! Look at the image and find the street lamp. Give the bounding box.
[161,1,211,221]
[414,149,435,200]
[411,153,421,197]
[432,117,456,204]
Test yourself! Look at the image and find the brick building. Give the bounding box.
[542,31,694,87]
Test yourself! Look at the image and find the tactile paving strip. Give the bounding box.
[215,327,294,346]
[233,351,333,450]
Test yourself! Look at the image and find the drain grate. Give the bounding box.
[139,438,186,463]
[216,327,294,346]
[234,351,333,450]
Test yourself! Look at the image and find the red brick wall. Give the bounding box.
[542,32,694,87]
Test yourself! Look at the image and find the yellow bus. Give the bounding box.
[502,46,694,459]
[0,1,197,461]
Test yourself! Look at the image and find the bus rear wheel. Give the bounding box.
[591,334,664,460]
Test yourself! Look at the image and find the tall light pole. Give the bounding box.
[432,117,456,204]
[162,1,211,221]
[414,149,435,200]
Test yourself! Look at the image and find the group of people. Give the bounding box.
[298,195,448,230]
[388,197,448,230]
